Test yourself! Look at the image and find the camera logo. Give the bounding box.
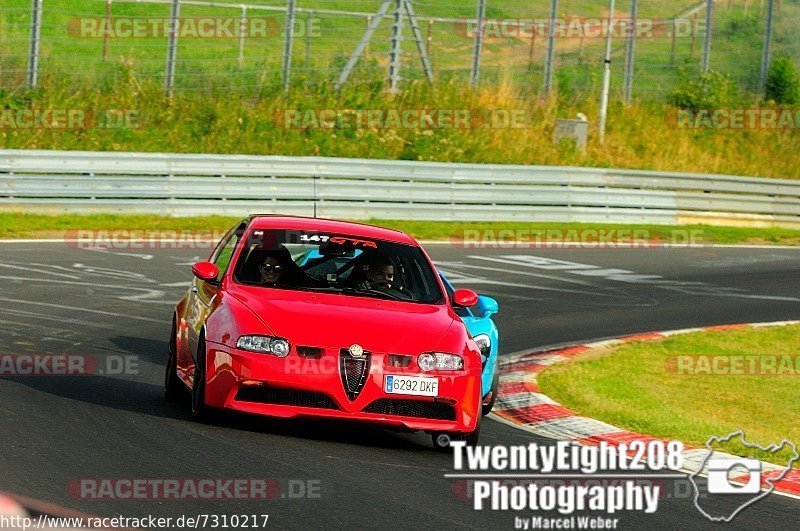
[436,434,452,448]
[707,458,762,494]
[690,430,798,522]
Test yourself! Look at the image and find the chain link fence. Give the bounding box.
[0,0,796,100]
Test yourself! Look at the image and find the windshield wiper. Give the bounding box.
[340,286,405,301]
[290,286,347,294]
[281,284,406,301]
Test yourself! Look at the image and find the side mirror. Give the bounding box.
[192,261,220,283]
[477,296,499,317]
[452,289,479,308]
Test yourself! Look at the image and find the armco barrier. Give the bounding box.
[1,150,799,226]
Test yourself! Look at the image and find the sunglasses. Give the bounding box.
[260,264,284,273]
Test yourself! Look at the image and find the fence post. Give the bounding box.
[623,0,638,104]
[402,0,434,84]
[164,0,181,97]
[470,0,486,88]
[670,21,677,65]
[426,20,434,58]
[27,0,43,88]
[701,0,714,72]
[103,0,112,61]
[282,0,297,94]
[238,6,247,67]
[528,27,536,67]
[599,0,616,145]
[366,16,372,59]
[334,0,392,90]
[306,11,314,66]
[543,0,558,96]
[760,0,775,94]
[388,0,404,93]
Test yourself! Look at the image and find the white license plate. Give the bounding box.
[385,375,439,397]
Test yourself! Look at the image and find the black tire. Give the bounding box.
[431,412,482,451]
[191,335,212,422]
[482,367,500,416]
[164,321,183,402]
[465,413,482,446]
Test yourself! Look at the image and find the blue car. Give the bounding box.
[439,274,500,415]
[296,249,500,415]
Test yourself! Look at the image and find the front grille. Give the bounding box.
[363,399,457,421]
[235,386,339,410]
[340,349,370,400]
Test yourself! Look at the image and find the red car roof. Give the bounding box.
[247,215,418,245]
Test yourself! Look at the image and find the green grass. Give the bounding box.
[1,2,799,181]
[2,0,795,98]
[2,213,800,245]
[538,325,800,466]
[2,77,800,179]
[0,213,240,238]
[375,219,800,245]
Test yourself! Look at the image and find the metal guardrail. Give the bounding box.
[1,150,799,227]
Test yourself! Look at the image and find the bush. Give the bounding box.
[668,70,740,110]
[765,55,800,106]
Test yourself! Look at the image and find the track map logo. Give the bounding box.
[690,431,799,522]
[446,441,685,529]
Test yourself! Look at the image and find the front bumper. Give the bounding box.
[204,343,482,433]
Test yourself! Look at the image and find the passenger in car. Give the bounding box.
[259,253,288,286]
[256,247,313,288]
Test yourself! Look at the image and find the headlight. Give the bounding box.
[270,338,291,357]
[236,335,291,357]
[418,352,464,372]
[473,334,491,358]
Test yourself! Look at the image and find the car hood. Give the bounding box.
[231,286,456,353]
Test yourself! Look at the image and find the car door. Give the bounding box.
[184,222,246,373]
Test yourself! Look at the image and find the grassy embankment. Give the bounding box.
[539,325,800,466]
[2,76,800,178]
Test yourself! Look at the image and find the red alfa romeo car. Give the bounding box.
[165,216,483,448]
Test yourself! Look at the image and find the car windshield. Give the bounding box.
[232,228,444,304]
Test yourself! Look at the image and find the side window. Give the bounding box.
[212,223,246,282]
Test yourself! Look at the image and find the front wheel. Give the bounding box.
[164,323,183,402]
[191,336,213,422]
[482,368,500,416]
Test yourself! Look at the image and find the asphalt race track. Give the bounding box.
[1,242,799,530]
